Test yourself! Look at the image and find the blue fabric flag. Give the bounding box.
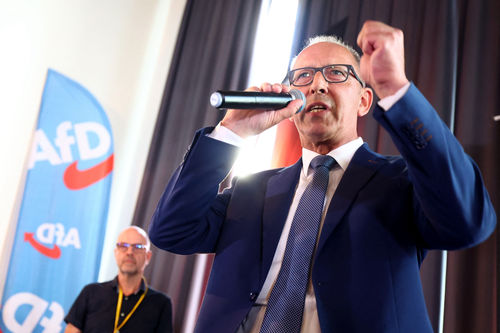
[1,69,113,332]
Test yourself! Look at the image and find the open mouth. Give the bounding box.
[307,102,328,113]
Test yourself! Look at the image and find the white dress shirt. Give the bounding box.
[248,139,363,332]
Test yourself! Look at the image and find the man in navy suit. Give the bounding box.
[149,21,496,332]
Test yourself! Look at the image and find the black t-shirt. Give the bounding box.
[65,277,173,333]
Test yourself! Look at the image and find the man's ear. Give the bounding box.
[358,87,373,117]
[146,250,153,265]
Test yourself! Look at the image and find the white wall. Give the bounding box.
[0,0,187,297]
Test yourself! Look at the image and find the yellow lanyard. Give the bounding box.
[114,277,148,333]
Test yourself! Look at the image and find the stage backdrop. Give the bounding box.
[0,69,113,333]
[131,0,263,331]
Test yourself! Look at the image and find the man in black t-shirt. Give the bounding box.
[64,226,172,333]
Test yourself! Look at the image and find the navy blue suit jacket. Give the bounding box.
[150,84,496,332]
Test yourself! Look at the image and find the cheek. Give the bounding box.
[336,96,360,116]
[291,115,302,127]
[295,86,308,94]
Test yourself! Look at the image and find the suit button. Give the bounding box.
[249,292,257,301]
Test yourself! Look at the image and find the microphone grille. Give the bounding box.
[289,89,306,113]
[210,92,223,108]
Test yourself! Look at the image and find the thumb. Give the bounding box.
[286,99,304,117]
[274,99,303,122]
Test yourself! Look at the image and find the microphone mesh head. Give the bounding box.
[210,92,223,108]
[289,89,306,113]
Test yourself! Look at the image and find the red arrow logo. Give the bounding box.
[63,154,113,190]
[24,232,61,259]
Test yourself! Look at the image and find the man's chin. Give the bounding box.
[302,128,335,142]
[119,266,139,276]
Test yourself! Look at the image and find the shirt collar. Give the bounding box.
[112,276,147,294]
[301,137,363,177]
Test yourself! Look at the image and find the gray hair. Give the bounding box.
[290,35,361,68]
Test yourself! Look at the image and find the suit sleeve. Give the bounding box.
[149,127,240,254]
[373,83,496,250]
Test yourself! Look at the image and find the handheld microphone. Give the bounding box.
[210,89,306,113]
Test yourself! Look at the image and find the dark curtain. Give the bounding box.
[131,0,262,331]
[443,0,499,332]
[289,0,499,332]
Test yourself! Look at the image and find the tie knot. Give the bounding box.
[310,155,336,171]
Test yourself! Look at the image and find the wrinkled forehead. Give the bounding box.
[292,42,359,70]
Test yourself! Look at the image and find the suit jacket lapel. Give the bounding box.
[316,144,385,254]
[261,160,302,284]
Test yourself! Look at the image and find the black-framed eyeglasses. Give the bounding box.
[288,64,365,88]
[116,242,147,252]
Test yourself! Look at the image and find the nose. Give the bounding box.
[309,70,328,95]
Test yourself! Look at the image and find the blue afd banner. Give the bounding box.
[1,69,113,332]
